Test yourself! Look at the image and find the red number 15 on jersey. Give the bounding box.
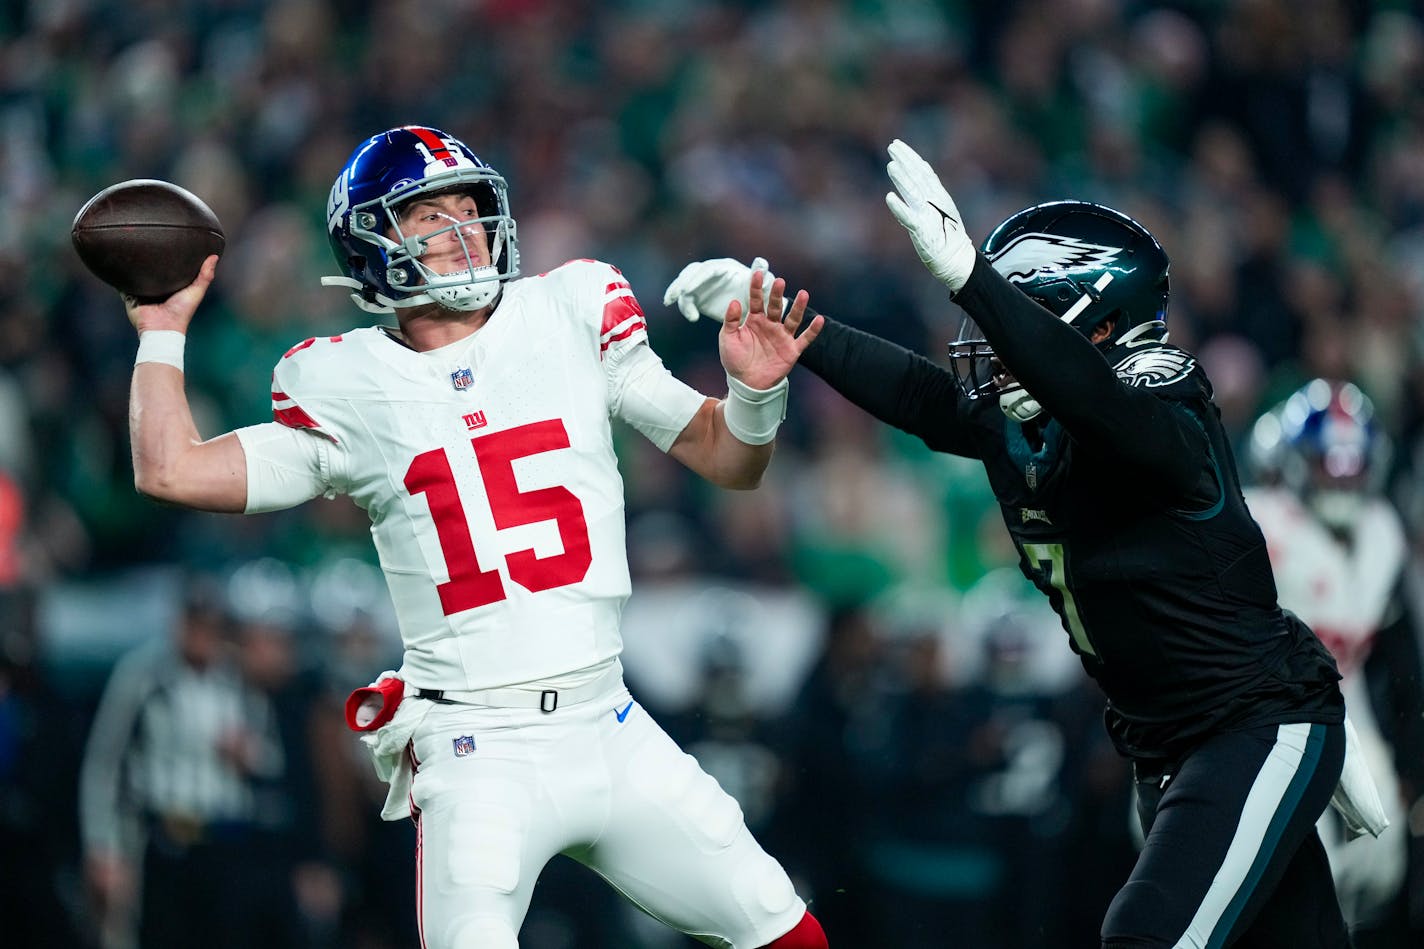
[404,419,593,615]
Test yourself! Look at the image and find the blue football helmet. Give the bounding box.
[323,125,519,313]
[1245,400,1289,487]
[1276,378,1389,527]
[950,200,1170,421]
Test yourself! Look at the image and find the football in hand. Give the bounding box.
[71,179,225,301]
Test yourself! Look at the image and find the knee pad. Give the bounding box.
[733,853,800,919]
[759,910,828,949]
[1100,879,1176,948]
[448,915,518,949]
[446,802,521,893]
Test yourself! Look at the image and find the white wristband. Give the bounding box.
[723,374,788,446]
[135,330,186,371]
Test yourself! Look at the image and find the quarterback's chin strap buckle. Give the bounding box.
[540,690,558,713]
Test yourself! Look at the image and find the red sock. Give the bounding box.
[759,910,827,949]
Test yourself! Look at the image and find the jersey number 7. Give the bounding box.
[1020,542,1097,657]
[404,419,593,615]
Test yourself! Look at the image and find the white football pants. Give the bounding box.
[407,681,806,949]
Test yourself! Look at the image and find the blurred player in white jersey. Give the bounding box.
[120,124,829,949]
[1244,378,1424,935]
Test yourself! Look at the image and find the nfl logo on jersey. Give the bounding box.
[452,734,476,757]
[450,367,474,390]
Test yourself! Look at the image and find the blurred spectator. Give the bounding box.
[227,559,344,948]
[307,558,417,949]
[772,603,885,945]
[788,382,948,607]
[659,608,787,835]
[0,585,85,947]
[1196,332,1268,451]
[77,580,285,949]
[855,610,1007,948]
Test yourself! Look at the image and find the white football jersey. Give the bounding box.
[1245,486,1407,677]
[268,260,701,690]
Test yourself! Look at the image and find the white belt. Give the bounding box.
[411,663,623,713]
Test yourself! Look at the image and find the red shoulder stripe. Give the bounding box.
[601,292,645,336]
[271,387,334,441]
[273,404,322,431]
[282,335,343,359]
[600,321,646,354]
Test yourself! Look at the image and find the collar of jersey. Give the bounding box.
[1004,416,1065,475]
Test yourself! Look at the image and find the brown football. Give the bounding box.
[71,179,225,301]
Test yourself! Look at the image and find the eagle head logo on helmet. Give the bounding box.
[988,233,1125,285]
[322,125,521,315]
[947,200,1171,422]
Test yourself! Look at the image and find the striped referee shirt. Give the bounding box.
[78,641,283,857]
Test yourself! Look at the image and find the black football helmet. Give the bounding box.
[322,125,519,314]
[950,200,1170,420]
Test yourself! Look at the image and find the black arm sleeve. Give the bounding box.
[798,312,980,457]
[952,254,1206,495]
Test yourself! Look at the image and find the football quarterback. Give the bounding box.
[121,124,827,949]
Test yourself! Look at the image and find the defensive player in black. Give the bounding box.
[665,141,1380,948]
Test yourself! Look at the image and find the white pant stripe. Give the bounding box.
[1172,722,1314,949]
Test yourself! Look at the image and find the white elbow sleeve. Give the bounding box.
[610,344,705,452]
[235,423,337,513]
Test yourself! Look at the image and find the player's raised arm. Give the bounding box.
[125,255,249,512]
[666,269,822,488]
[664,255,977,456]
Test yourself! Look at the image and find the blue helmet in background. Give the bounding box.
[323,125,519,313]
[1276,378,1390,528]
[1245,399,1290,487]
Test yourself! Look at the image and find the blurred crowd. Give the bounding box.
[2,0,1424,946]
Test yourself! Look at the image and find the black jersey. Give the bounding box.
[798,255,1343,761]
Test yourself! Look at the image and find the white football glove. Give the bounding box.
[884,139,978,293]
[663,256,777,324]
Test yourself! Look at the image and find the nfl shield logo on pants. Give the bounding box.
[450,367,474,391]
[452,735,476,757]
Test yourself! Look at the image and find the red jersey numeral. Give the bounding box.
[403,420,593,616]
[404,449,506,614]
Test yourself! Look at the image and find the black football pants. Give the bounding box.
[1101,722,1349,948]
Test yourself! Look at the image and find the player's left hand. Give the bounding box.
[719,269,823,390]
[663,256,779,324]
[884,139,977,292]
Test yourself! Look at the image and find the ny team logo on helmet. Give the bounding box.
[1274,379,1390,521]
[949,200,1171,411]
[322,125,520,314]
[1279,379,1381,475]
